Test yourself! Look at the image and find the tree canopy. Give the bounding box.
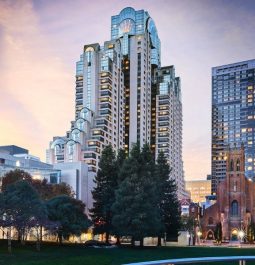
[112,144,162,245]
[1,169,74,200]
[47,195,90,244]
[0,180,47,242]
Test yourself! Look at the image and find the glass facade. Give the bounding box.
[211,59,255,193]
[111,7,160,67]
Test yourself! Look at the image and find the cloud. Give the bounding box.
[0,0,73,160]
[1,0,254,180]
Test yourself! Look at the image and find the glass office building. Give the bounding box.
[211,59,255,193]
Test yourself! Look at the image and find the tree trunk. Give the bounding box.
[21,230,26,246]
[140,238,143,247]
[131,237,135,247]
[40,225,43,243]
[36,239,40,252]
[116,236,120,246]
[157,236,162,246]
[7,230,11,254]
[105,231,109,243]
[58,232,63,245]
[17,230,21,243]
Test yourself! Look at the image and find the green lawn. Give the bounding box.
[1,240,255,265]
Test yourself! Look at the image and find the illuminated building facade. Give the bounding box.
[0,145,61,190]
[212,59,255,193]
[47,7,185,200]
[155,66,185,196]
[185,179,211,204]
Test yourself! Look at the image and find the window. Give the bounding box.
[236,159,240,171]
[208,217,214,225]
[230,159,234,171]
[231,200,239,216]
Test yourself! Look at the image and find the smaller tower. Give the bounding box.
[218,145,247,240]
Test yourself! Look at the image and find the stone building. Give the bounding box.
[201,145,255,241]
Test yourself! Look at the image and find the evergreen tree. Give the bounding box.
[112,143,161,246]
[156,152,181,245]
[116,149,126,175]
[90,145,117,243]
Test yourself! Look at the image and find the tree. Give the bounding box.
[0,192,13,253]
[31,178,53,200]
[51,182,75,199]
[214,222,222,244]
[2,169,74,200]
[1,169,33,192]
[0,181,47,247]
[116,149,126,174]
[47,195,90,244]
[90,145,117,243]
[156,152,181,245]
[112,143,161,246]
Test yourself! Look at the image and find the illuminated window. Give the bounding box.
[85,46,94,52]
[236,159,240,171]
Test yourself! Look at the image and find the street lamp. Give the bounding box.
[238,230,245,243]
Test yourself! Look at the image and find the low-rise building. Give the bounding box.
[0,145,61,187]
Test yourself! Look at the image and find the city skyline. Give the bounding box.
[1,0,255,181]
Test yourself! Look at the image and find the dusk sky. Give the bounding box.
[0,0,255,180]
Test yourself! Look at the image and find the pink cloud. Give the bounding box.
[1,0,254,180]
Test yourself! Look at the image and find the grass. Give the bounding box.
[1,240,255,265]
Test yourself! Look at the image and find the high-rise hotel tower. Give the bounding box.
[212,59,255,193]
[47,7,185,199]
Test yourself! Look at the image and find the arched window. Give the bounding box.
[230,159,234,171]
[236,159,240,171]
[231,200,239,216]
[208,217,214,225]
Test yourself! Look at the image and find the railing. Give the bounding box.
[123,256,255,265]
